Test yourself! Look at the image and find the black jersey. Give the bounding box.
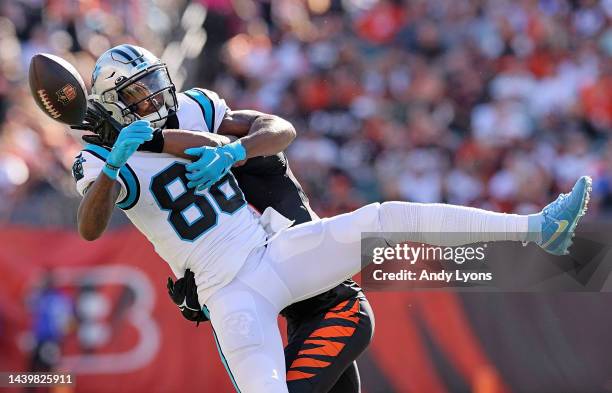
[231,153,364,321]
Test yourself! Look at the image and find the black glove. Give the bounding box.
[71,100,123,147]
[71,100,165,152]
[167,269,209,325]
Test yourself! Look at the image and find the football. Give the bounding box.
[29,53,87,125]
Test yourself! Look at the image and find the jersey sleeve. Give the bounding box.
[183,88,229,133]
[72,146,140,210]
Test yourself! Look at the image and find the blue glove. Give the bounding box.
[103,120,153,179]
[184,141,246,190]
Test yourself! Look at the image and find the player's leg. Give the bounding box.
[283,297,374,393]
[260,176,591,303]
[329,362,361,393]
[205,277,288,393]
[261,201,529,303]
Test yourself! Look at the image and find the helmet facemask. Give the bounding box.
[94,63,177,129]
[114,65,177,129]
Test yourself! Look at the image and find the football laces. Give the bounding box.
[37,89,61,119]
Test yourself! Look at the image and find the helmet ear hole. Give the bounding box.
[104,91,118,103]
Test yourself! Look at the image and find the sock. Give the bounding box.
[378,201,531,246]
[526,214,543,243]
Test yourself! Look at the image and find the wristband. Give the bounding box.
[226,140,247,161]
[102,162,120,180]
[138,128,165,153]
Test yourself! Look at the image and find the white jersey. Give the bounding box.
[72,88,267,302]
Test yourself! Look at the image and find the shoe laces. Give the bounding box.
[543,192,568,217]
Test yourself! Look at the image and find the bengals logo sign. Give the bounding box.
[39,265,161,374]
[56,83,77,106]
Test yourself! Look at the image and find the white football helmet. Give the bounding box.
[91,44,177,128]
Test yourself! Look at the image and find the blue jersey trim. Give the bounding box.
[83,144,140,210]
[184,89,215,132]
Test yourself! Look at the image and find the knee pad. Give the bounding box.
[220,309,262,354]
[326,203,382,243]
[377,201,426,244]
[212,291,264,355]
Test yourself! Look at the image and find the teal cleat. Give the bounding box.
[536,176,592,255]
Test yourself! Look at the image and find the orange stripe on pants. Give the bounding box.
[298,339,346,357]
[311,325,356,338]
[286,370,316,381]
[290,357,331,369]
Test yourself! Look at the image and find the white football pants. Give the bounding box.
[204,202,530,392]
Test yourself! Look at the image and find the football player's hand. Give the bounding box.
[71,100,122,147]
[184,141,246,190]
[106,120,153,168]
[167,269,209,325]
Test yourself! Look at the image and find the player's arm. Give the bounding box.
[161,111,296,190]
[77,175,121,240]
[76,120,153,240]
[217,109,296,159]
[161,129,233,159]
[159,110,295,160]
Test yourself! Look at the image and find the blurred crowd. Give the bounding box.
[1,0,612,226]
[0,0,176,225]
